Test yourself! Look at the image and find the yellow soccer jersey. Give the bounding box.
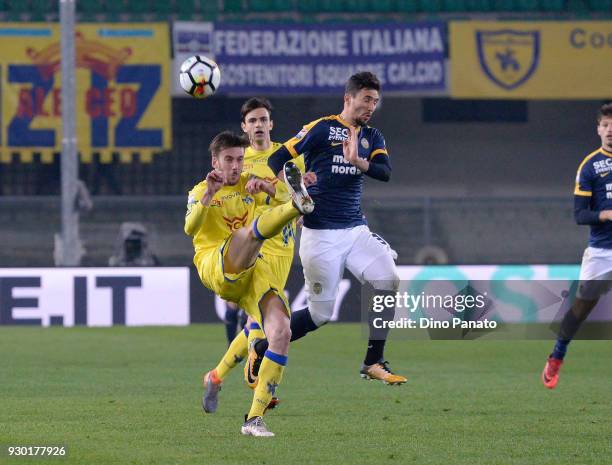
[243,142,305,257]
[185,172,268,253]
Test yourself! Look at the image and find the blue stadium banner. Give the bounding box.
[173,21,447,96]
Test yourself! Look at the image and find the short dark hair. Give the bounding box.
[209,131,249,158]
[241,97,273,122]
[597,103,612,123]
[345,71,381,96]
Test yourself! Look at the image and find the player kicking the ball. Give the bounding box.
[185,131,313,436]
[201,98,309,414]
[257,71,407,385]
[542,102,612,389]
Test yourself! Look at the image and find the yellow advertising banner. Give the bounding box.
[450,21,612,99]
[0,23,171,163]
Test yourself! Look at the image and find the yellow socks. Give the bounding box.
[252,202,300,240]
[247,321,265,346]
[247,350,287,419]
[214,328,248,380]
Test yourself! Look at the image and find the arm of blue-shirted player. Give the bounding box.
[342,126,391,182]
[573,159,612,225]
[184,170,224,236]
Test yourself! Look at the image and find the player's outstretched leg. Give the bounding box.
[202,369,223,413]
[224,301,241,346]
[241,292,290,437]
[202,325,249,413]
[359,253,407,385]
[542,295,598,389]
[282,160,314,214]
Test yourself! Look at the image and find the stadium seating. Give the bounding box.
[1,0,611,21]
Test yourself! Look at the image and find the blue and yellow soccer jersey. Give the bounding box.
[185,172,292,325]
[574,147,612,248]
[278,115,388,229]
[185,172,266,253]
[244,142,305,257]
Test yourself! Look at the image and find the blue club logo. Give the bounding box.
[476,29,540,90]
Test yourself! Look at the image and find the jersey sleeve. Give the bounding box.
[368,129,389,161]
[184,182,209,236]
[574,157,594,197]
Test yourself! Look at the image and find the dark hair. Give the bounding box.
[597,103,612,123]
[241,97,273,122]
[345,71,381,96]
[209,131,249,157]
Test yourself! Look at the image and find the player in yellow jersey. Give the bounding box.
[202,98,308,414]
[185,130,314,436]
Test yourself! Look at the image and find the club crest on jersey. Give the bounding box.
[476,29,540,90]
[361,138,369,149]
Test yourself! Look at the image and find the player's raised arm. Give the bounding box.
[343,126,392,182]
[573,156,611,224]
[184,171,223,236]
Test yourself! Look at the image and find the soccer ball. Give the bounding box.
[179,55,221,99]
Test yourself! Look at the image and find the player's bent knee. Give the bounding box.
[308,300,335,327]
[370,271,400,292]
[362,255,400,292]
[266,324,291,344]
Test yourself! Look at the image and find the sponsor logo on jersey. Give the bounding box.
[223,212,249,231]
[593,158,612,175]
[328,126,349,141]
[242,195,254,205]
[361,138,369,149]
[331,154,361,175]
[220,191,241,201]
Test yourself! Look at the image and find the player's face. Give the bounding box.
[241,108,273,147]
[212,147,244,185]
[345,89,379,126]
[598,116,612,151]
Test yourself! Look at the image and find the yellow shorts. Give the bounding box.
[264,253,293,290]
[194,236,291,328]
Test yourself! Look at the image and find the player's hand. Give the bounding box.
[599,210,612,221]
[303,171,317,187]
[342,126,368,172]
[342,126,359,165]
[246,177,275,196]
[203,169,223,201]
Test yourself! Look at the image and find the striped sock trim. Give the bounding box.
[243,327,250,337]
[264,350,287,366]
[249,322,261,330]
[252,218,266,240]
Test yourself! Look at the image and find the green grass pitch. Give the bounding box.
[1,324,610,465]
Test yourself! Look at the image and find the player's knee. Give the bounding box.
[363,256,400,292]
[308,300,335,326]
[266,323,291,344]
[371,271,400,292]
